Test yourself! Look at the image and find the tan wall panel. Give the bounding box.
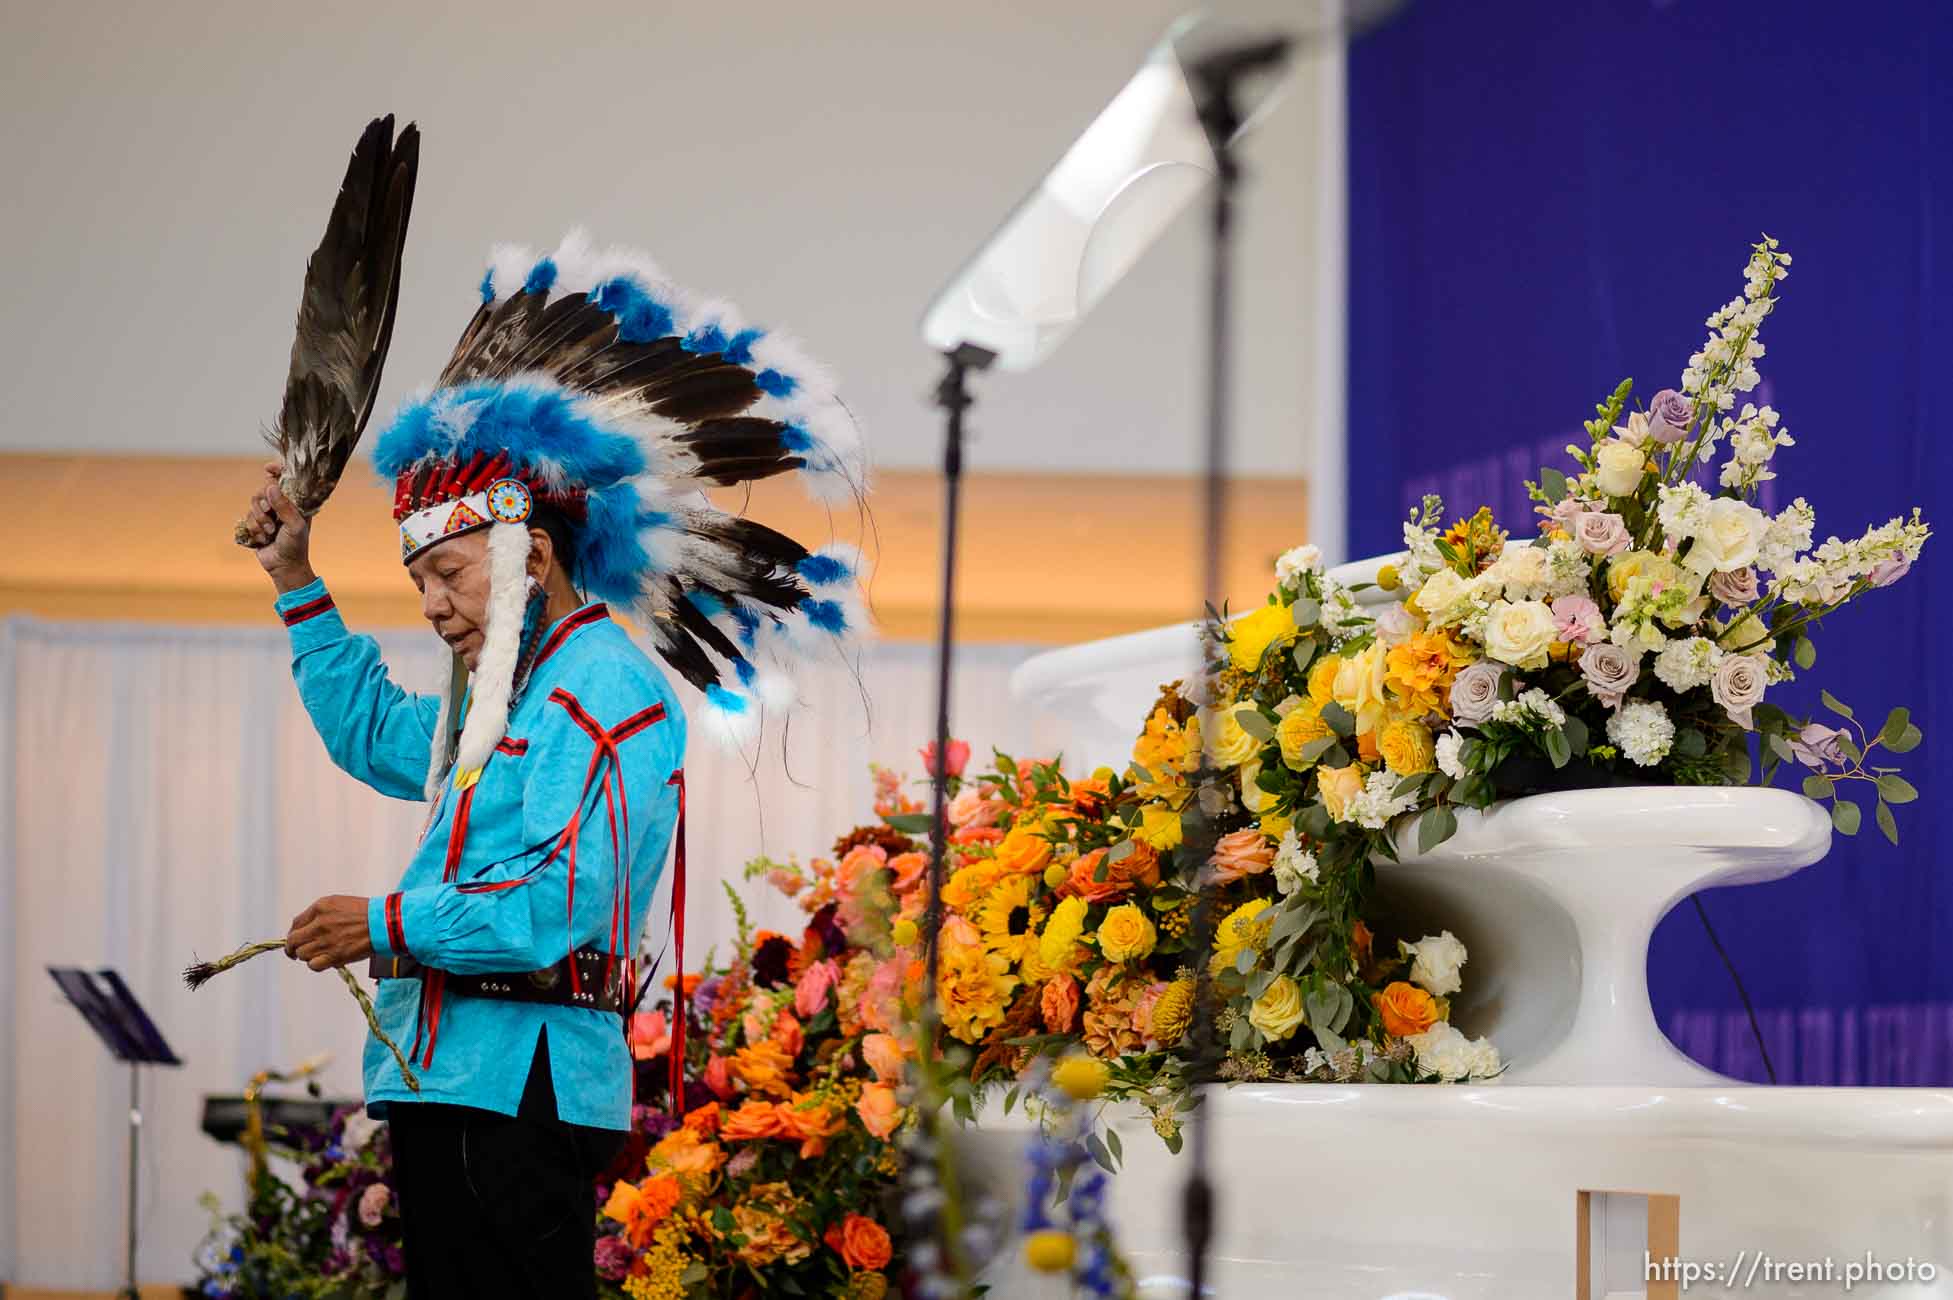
[0,455,1309,643]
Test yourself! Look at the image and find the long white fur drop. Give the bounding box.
[450,523,533,780]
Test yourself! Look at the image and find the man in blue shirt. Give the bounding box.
[243,231,868,1298]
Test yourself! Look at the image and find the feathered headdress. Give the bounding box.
[372,232,870,794]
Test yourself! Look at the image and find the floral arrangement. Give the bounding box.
[194,1104,405,1300]
[594,860,916,1300]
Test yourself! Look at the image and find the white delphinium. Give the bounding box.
[1653,637,1723,692]
[1757,498,1816,575]
[1543,536,1593,600]
[1657,482,1713,542]
[1682,240,1789,416]
[1345,770,1419,830]
[1434,730,1467,780]
[1400,525,1446,591]
[1270,827,1319,896]
[1769,510,1932,606]
[1275,543,1323,591]
[1720,404,1795,491]
[1606,699,1676,767]
[1490,688,1567,730]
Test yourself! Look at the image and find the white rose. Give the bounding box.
[1480,599,1558,670]
[1683,497,1768,576]
[1594,440,1647,497]
[1411,568,1471,626]
[1275,543,1323,587]
[1373,602,1418,644]
[1403,930,1468,997]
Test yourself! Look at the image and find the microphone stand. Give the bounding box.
[1178,35,1292,1300]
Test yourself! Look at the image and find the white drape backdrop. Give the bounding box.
[0,616,1059,1288]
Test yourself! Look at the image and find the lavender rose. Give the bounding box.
[1578,643,1641,708]
[1788,722,1847,769]
[1708,567,1760,605]
[1870,550,1913,588]
[1648,389,1694,443]
[1710,653,1769,729]
[1572,510,1632,557]
[1449,661,1505,725]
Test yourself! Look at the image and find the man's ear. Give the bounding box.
[525,526,553,582]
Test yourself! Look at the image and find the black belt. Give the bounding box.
[368,947,631,1016]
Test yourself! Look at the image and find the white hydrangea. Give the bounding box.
[1652,636,1723,692]
[1543,536,1594,600]
[1406,1021,1502,1083]
[1657,482,1713,541]
[1275,543,1323,590]
[1757,498,1815,575]
[1488,544,1555,602]
[1606,698,1676,767]
[1271,827,1319,896]
[1490,688,1567,730]
[1434,730,1467,780]
[1345,770,1419,830]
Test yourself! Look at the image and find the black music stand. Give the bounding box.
[49,966,182,1300]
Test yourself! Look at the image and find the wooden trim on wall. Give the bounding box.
[0,455,1310,644]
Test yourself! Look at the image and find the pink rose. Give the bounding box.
[1708,568,1759,605]
[358,1183,391,1229]
[1571,511,1631,556]
[1207,828,1275,884]
[920,739,971,778]
[947,788,1002,830]
[629,1010,671,1062]
[794,959,840,1019]
[1550,595,1605,645]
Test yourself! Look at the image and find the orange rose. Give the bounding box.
[824,1212,894,1272]
[1040,973,1081,1034]
[1065,841,1162,903]
[720,1100,789,1141]
[1357,728,1382,763]
[703,1053,735,1100]
[1207,828,1275,884]
[782,1095,846,1158]
[1350,919,1374,973]
[662,971,704,994]
[772,1011,805,1060]
[950,826,1004,848]
[861,1031,908,1084]
[993,825,1054,876]
[855,1082,905,1139]
[887,851,928,894]
[683,1101,721,1136]
[1373,980,1440,1037]
[731,1038,795,1096]
[650,1126,725,1179]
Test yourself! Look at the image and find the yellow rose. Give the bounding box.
[1607,549,1682,602]
[1228,602,1299,672]
[1206,703,1263,767]
[1307,654,1343,704]
[1239,760,1276,815]
[1317,764,1365,822]
[1135,803,1183,850]
[1248,974,1307,1042]
[1331,641,1390,733]
[1095,902,1158,963]
[1378,718,1435,775]
[1594,439,1646,497]
[993,825,1053,876]
[1276,698,1333,768]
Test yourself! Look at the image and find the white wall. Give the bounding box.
[0,0,1344,522]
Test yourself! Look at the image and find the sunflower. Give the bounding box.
[974,872,1046,969]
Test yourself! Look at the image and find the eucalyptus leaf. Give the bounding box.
[1876,775,1918,804]
[1540,466,1569,503]
[1106,839,1136,863]
[1831,799,1862,835]
[1767,733,1796,763]
[1299,735,1339,764]
[884,813,933,834]
[1543,728,1572,770]
[1292,639,1319,673]
[1677,728,1709,759]
[1417,804,1459,854]
[1879,708,1912,747]
[1563,714,1590,756]
[1236,708,1276,742]
[1106,1127,1123,1163]
[1820,689,1854,721]
[1321,702,1356,737]
[1888,724,1924,754]
[1290,597,1322,627]
[1793,635,1816,670]
[1085,1131,1116,1174]
[1876,800,1899,845]
[1235,948,1256,976]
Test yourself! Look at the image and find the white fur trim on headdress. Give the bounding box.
[448,522,533,783]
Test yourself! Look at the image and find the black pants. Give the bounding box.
[387,1030,626,1300]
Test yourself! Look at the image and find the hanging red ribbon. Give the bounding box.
[667,768,688,1110]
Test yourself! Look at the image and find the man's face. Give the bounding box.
[407,530,492,669]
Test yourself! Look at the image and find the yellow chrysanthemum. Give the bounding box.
[936,942,1018,1044]
[974,872,1046,968]
[1038,895,1090,971]
[1211,898,1274,974]
[1383,629,1473,717]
